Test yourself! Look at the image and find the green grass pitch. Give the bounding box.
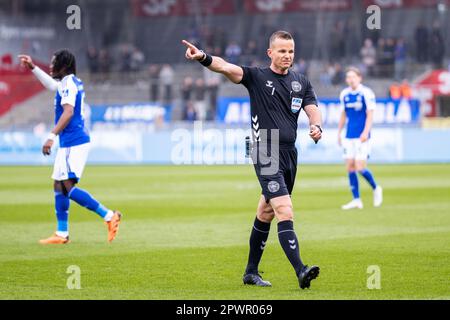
[0,164,449,300]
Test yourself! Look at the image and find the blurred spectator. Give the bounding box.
[360,38,376,77]
[365,27,380,50]
[204,68,221,121]
[194,78,207,121]
[390,80,412,114]
[290,29,302,58]
[293,58,309,77]
[376,38,386,77]
[389,82,402,100]
[159,64,174,106]
[389,81,402,114]
[213,46,223,57]
[30,41,42,56]
[213,27,228,55]
[120,44,133,73]
[330,21,345,61]
[415,22,429,63]
[181,76,194,103]
[183,101,197,122]
[86,47,99,74]
[98,49,111,81]
[331,63,345,86]
[149,64,160,102]
[225,41,242,65]
[384,38,396,78]
[319,63,334,86]
[429,22,445,69]
[181,77,195,120]
[186,24,201,48]
[400,80,413,101]
[394,38,407,81]
[200,24,214,48]
[344,19,360,61]
[376,38,395,78]
[258,21,275,57]
[243,40,258,65]
[130,47,145,72]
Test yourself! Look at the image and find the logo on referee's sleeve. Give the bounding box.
[291,81,302,92]
[268,181,280,193]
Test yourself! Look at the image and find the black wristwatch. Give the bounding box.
[313,125,323,133]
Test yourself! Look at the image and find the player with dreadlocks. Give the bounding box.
[19,50,122,244]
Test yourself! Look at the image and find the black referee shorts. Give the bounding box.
[253,144,298,203]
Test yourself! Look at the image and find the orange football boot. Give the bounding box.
[39,233,70,245]
[106,211,122,242]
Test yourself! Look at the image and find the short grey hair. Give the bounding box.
[269,30,294,47]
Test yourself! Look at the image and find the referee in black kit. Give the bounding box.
[182,30,322,289]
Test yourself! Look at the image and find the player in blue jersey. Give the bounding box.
[19,51,122,244]
[338,67,383,210]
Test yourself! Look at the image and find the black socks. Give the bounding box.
[245,217,271,275]
[278,220,304,276]
[245,218,305,277]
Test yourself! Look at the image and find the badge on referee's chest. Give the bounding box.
[291,97,303,113]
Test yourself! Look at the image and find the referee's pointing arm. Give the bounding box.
[182,40,244,84]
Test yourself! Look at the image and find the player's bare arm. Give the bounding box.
[42,104,74,156]
[182,40,243,84]
[337,110,347,146]
[304,104,323,143]
[360,110,374,142]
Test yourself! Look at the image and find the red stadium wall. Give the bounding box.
[415,70,450,117]
[364,0,450,8]
[131,0,236,17]
[0,61,48,117]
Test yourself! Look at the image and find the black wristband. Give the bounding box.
[198,51,213,67]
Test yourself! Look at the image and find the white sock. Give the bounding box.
[104,210,115,222]
[56,231,69,238]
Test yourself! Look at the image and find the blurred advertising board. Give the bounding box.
[90,103,171,124]
[1,127,450,165]
[216,97,421,125]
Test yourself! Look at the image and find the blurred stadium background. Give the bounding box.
[1,0,450,164]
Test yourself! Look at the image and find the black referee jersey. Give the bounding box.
[240,66,318,201]
[240,66,318,146]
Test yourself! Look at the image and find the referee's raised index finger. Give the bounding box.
[182,40,195,49]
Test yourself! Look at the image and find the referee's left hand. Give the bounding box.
[310,125,322,143]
